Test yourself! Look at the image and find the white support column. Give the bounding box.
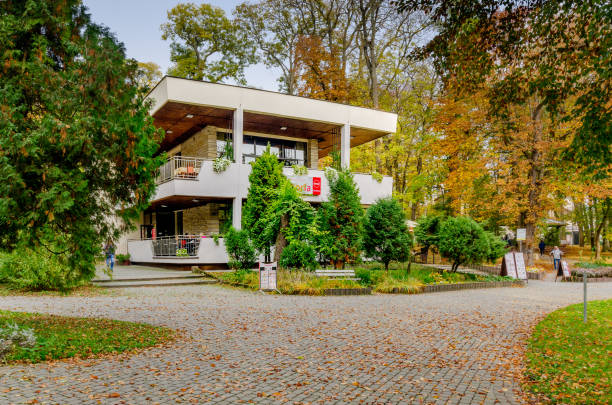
[233,105,243,164]
[232,198,242,230]
[340,123,350,169]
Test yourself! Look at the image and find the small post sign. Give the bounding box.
[501,252,527,280]
[259,262,277,291]
[560,260,571,278]
[516,228,526,241]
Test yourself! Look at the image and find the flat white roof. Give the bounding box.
[147,76,397,135]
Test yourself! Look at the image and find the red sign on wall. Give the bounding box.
[312,177,321,196]
[289,176,322,196]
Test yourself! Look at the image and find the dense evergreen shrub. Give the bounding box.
[437,216,490,272]
[0,247,83,291]
[279,241,317,271]
[364,198,413,271]
[224,227,257,270]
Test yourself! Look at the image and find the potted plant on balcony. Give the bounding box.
[213,142,233,173]
[116,253,131,265]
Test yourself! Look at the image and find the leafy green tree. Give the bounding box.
[364,198,413,272]
[414,214,443,256]
[224,227,257,270]
[484,231,507,263]
[242,145,285,257]
[161,2,256,83]
[316,169,364,269]
[262,181,315,265]
[437,216,490,272]
[0,0,163,283]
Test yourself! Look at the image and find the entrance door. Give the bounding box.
[156,211,175,237]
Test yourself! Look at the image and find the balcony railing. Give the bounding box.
[151,235,201,257]
[157,156,206,184]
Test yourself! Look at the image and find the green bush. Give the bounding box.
[279,241,317,270]
[0,247,83,292]
[437,216,490,272]
[364,198,413,271]
[414,214,444,254]
[484,231,507,262]
[224,227,257,270]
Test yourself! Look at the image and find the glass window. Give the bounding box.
[241,135,307,166]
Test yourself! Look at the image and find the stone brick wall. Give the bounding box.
[181,126,217,158]
[308,139,318,169]
[182,204,220,235]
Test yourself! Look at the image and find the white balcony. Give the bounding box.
[128,237,230,265]
[153,158,393,205]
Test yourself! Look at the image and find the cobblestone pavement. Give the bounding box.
[1,281,611,404]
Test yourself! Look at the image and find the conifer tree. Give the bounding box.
[242,145,285,258]
[364,198,413,272]
[316,169,364,269]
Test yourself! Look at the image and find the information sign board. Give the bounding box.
[516,228,526,241]
[514,252,527,280]
[561,260,571,278]
[501,252,517,278]
[501,252,527,280]
[259,262,277,290]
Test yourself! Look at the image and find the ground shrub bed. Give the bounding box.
[0,310,175,364]
[213,263,512,295]
[524,299,611,405]
[211,269,361,295]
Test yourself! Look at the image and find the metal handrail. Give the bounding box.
[156,156,208,184]
[151,235,201,257]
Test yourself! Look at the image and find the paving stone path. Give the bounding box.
[1,281,611,404]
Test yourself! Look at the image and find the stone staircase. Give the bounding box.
[92,265,218,288]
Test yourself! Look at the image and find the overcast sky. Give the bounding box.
[83,0,280,90]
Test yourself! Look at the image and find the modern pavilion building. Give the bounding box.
[121,76,397,267]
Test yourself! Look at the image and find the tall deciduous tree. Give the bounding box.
[0,0,163,280]
[397,0,612,176]
[135,61,163,92]
[161,2,256,83]
[234,0,302,94]
[364,198,413,271]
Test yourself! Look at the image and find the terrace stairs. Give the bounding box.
[92,265,218,288]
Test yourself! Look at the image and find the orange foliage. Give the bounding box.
[294,35,349,102]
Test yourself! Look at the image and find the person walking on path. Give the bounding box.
[104,240,116,275]
[538,240,546,256]
[550,246,563,274]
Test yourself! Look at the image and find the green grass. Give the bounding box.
[574,260,612,269]
[0,310,175,364]
[524,299,611,404]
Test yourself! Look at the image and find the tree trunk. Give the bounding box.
[384,261,389,273]
[273,213,289,262]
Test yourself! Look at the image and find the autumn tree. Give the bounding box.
[0,0,163,281]
[161,2,256,83]
[234,0,302,94]
[398,0,612,176]
[135,61,163,91]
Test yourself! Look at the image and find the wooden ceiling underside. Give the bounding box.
[153,101,389,157]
